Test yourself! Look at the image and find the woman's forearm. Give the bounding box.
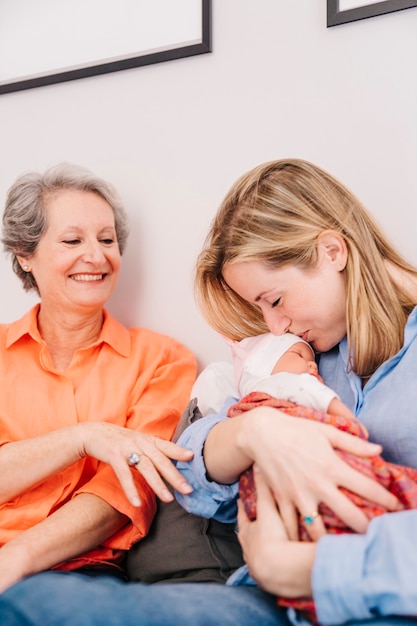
[0,422,194,507]
[0,493,128,593]
[0,425,87,504]
[203,412,255,483]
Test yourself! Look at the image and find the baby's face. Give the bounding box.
[271,341,318,376]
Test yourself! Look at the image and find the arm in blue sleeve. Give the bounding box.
[313,510,417,625]
[175,397,239,523]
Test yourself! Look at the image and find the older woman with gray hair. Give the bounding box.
[0,162,196,592]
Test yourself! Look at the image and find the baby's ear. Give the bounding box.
[309,361,324,382]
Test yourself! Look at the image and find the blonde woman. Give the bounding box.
[175,159,417,624]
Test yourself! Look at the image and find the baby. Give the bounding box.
[228,331,355,422]
[190,332,353,422]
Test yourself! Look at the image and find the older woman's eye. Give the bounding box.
[63,239,80,245]
[271,298,281,308]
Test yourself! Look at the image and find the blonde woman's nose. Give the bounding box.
[263,309,291,335]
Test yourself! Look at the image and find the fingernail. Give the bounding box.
[132,497,141,507]
[162,489,174,501]
[181,482,193,494]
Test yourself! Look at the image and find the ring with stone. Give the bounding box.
[127,452,142,467]
[302,510,319,525]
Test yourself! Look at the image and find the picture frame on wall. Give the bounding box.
[327,0,417,26]
[0,0,211,95]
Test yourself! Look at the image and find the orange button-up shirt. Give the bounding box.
[0,304,197,571]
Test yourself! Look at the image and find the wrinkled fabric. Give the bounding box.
[0,571,290,626]
[0,304,197,571]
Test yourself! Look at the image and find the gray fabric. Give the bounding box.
[171,397,203,443]
[126,399,244,584]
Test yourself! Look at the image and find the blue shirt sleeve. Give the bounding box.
[175,397,239,523]
[313,510,417,624]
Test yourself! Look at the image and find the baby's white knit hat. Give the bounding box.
[228,332,312,388]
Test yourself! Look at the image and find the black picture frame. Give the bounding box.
[327,0,417,26]
[0,0,211,95]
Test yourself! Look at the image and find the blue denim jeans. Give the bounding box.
[0,572,290,626]
[0,572,416,626]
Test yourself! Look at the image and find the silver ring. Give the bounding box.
[127,452,142,467]
[302,510,319,525]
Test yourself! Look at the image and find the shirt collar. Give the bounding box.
[6,304,131,357]
[404,305,417,346]
[98,309,131,356]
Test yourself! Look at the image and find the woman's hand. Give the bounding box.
[237,466,315,598]
[237,407,401,540]
[78,423,194,507]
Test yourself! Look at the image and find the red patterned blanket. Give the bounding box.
[228,391,417,624]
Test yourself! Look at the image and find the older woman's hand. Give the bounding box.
[237,465,315,598]
[237,407,401,540]
[78,423,194,507]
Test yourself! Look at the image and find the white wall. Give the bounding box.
[1,0,417,371]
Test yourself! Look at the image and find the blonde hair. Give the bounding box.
[195,158,417,378]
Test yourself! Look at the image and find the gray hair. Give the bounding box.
[2,162,129,293]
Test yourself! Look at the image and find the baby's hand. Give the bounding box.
[327,397,368,438]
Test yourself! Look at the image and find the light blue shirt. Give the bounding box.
[176,307,417,624]
[312,510,417,624]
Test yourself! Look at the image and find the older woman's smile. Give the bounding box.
[70,273,106,282]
